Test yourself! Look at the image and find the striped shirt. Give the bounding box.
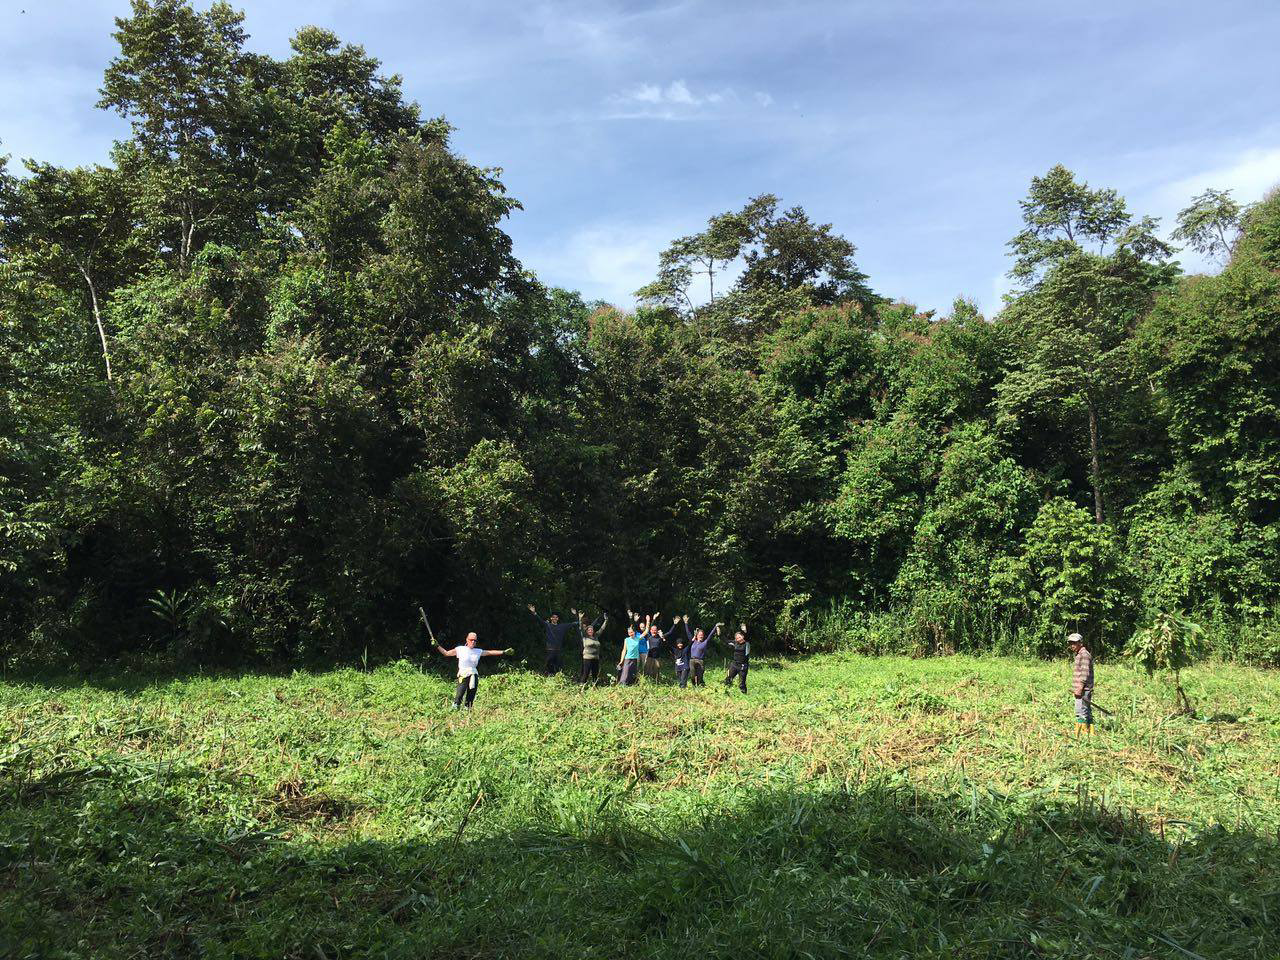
[1072,647,1094,697]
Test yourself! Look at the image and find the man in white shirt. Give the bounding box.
[437,632,513,710]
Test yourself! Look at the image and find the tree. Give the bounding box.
[639,194,876,326]
[1171,188,1244,265]
[637,196,766,311]
[1000,166,1174,523]
[0,163,139,382]
[99,0,250,269]
[1126,611,1206,715]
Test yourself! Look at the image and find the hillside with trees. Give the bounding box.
[3,0,1279,668]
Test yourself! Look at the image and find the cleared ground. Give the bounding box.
[2,653,1278,958]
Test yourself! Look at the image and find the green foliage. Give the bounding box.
[1172,188,1245,263]
[990,497,1133,656]
[1126,611,1207,714]
[2,1,1279,670]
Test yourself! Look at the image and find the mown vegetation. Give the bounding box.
[3,656,1279,958]
[3,1,1279,670]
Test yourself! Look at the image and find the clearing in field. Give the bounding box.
[2,653,1278,959]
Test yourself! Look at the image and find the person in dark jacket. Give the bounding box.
[671,625,693,688]
[644,616,682,681]
[723,623,749,693]
[527,604,577,676]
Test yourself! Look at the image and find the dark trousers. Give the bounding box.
[453,675,478,708]
[544,647,562,675]
[579,657,600,685]
[676,666,690,688]
[724,662,748,692]
[691,659,705,686]
[619,659,638,686]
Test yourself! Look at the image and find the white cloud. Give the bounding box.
[520,222,681,306]
[611,80,763,114]
[665,80,697,105]
[1154,146,1280,210]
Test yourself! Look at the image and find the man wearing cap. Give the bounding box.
[1067,632,1094,737]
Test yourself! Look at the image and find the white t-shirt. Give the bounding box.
[454,645,485,677]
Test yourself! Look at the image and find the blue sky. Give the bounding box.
[2,0,1278,315]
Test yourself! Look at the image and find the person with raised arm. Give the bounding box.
[527,603,577,676]
[616,612,650,686]
[437,631,513,710]
[574,607,608,687]
[723,622,750,694]
[671,615,693,688]
[644,615,682,681]
[627,608,656,678]
[687,617,723,687]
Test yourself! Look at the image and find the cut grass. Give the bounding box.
[2,653,1278,958]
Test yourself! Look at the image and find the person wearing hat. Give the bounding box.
[1067,632,1094,736]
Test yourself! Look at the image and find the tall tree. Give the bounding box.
[99,0,249,269]
[0,163,139,382]
[1172,188,1245,265]
[1000,166,1174,523]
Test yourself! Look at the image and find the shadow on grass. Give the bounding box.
[2,758,1276,960]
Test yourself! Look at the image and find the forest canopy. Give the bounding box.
[2,0,1279,668]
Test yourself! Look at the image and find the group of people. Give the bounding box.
[528,605,751,692]
[431,605,752,710]
[434,606,1098,731]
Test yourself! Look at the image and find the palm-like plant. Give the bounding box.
[1126,611,1206,715]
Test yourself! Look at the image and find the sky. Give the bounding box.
[2,0,1278,315]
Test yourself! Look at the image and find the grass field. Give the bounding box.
[2,652,1278,959]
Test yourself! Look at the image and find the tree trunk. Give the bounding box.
[79,264,113,384]
[1086,395,1104,523]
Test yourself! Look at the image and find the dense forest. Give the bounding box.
[2,0,1278,668]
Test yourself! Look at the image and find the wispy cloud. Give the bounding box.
[521,221,684,307]
[1154,146,1280,210]
[615,79,729,108]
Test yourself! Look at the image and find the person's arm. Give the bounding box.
[527,604,546,625]
[682,615,692,642]
[482,647,514,657]
[437,645,456,657]
[592,611,606,632]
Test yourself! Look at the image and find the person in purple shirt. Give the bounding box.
[686,617,723,687]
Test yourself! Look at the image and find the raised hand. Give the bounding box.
[527,604,537,615]
[682,614,689,623]
[739,623,747,633]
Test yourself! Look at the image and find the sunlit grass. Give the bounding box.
[2,653,1278,958]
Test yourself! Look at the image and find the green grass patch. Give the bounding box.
[2,654,1278,958]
